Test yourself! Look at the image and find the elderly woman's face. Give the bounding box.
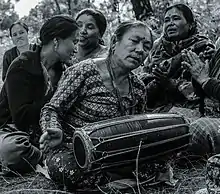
[163,7,190,41]
[113,26,152,71]
[11,24,29,47]
[77,14,100,48]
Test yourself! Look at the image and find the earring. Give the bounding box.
[54,38,58,51]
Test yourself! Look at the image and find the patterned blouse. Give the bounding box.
[40,59,147,140]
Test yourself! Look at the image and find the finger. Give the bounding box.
[40,139,48,150]
[47,128,60,136]
[43,144,50,153]
[39,132,49,144]
[188,50,203,65]
[181,61,192,70]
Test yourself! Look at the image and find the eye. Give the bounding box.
[77,22,83,28]
[19,31,25,35]
[130,38,139,43]
[173,16,181,20]
[87,24,95,29]
[12,33,17,37]
[164,18,170,23]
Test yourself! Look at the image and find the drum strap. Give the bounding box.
[106,58,135,115]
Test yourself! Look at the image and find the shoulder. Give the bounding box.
[3,46,17,57]
[8,47,41,75]
[64,58,100,77]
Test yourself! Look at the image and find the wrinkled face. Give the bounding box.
[11,24,29,47]
[163,7,190,41]
[76,14,100,48]
[56,30,79,63]
[113,26,152,71]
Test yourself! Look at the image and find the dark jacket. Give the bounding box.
[2,44,36,81]
[0,47,60,135]
[2,47,18,81]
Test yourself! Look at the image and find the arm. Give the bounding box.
[40,63,87,133]
[5,66,52,131]
[2,52,10,81]
[203,78,220,101]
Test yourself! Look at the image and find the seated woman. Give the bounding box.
[70,8,107,65]
[0,15,79,175]
[143,3,215,113]
[39,21,158,190]
[2,21,35,81]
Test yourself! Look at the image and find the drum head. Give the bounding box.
[73,129,94,170]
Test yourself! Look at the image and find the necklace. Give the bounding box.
[106,58,137,115]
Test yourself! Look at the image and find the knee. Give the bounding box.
[0,134,30,165]
[189,118,218,156]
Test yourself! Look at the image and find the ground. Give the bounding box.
[0,38,207,193]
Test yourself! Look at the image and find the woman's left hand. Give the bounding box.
[181,50,210,85]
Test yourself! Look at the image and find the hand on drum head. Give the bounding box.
[39,128,63,153]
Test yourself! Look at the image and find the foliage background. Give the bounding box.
[0,0,220,44]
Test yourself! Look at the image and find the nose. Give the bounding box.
[136,42,144,54]
[79,26,87,35]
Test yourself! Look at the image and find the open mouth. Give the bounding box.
[79,36,87,42]
[167,28,177,33]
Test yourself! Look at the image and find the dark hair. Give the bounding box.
[40,15,79,45]
[9,21,29,37]
[75,8,107,38]
[164,3,197,36]
[108,21,153,57]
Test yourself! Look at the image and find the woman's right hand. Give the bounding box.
[152,62,169,85]
[181,50,210,86]
[39,128,63,153]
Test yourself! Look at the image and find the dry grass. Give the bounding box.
[0,159,206,194]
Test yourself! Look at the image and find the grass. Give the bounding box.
[0,37,208,194]
[0,158,207,194]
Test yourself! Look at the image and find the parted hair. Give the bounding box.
[39,15,79,45]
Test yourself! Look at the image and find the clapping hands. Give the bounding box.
[181,50,210,86]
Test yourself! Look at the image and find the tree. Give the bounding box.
[0,0,19,30]
[130,0,153,20]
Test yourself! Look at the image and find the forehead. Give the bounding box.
[11,24,26,32]
[165,7,185,18]
[123,26,151,41]
[76,14,97,25]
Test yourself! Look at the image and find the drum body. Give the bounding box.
[73,113,190,172]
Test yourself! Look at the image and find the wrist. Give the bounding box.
[201,78,211,89]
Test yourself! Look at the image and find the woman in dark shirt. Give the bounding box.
[0,15,79,175]
[2,21,35,81]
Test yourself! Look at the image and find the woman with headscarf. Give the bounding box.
[1,21,36,81]
[0,15,79,175]
[70,8,107,65]
[38,21,169,191]
[143,3,215,114]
